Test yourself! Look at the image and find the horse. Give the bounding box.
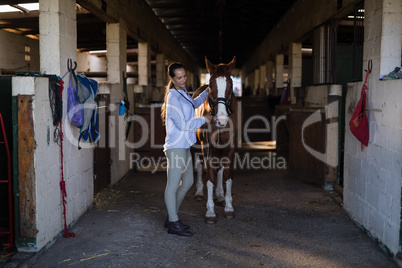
[192,56,239,224]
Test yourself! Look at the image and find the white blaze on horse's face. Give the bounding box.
[216,76,229,127]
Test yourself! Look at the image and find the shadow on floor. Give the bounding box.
[7,167,398,267]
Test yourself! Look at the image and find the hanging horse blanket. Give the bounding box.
[76,73,100,149]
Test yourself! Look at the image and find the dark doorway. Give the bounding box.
[93,94,111,195]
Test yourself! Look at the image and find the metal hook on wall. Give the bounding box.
[365,59,372,73]
[61,59,77,79]
[67,58,77,72]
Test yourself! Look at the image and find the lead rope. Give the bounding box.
[58,77,76,238]
[204,122,212,160]
[203,91,211,161]
[174,87,195,109]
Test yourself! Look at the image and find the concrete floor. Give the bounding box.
[5,159,398,267]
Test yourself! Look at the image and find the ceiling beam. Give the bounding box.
[77,0,199,72]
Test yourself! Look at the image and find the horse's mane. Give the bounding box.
[192,84,210,118]
[192,84,208,98]
[192,84,210,147]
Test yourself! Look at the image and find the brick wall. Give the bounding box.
[343,0,402,255]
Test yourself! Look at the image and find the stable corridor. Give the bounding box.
[11,166,396,267]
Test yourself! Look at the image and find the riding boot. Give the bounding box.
[168,221,193,237]
[164,215,190,230]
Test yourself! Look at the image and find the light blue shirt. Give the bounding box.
[164,88,208,151]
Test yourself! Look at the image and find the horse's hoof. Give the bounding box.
[195,195,204,201]
[205,216,217,224]
[224,211,235,219]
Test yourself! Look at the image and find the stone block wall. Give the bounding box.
[343,0,402,255]
[343,79,401,254]
[109,83,131,185]
[0,30,40,72]
[12,76,94,251]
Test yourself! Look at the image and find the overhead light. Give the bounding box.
[0,5,19,12]
[18,3,39,11]
[0,3,39,13]
[2,28,23,34]
[89,50,107,54]
[348,15,364,19]
[25,34,39,40]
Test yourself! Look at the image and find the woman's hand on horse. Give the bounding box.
[203,114,213,124]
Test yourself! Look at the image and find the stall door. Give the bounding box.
[93,94,111,195]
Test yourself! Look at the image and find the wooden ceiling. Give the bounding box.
[5,1,365,69]
[145,0,297,67]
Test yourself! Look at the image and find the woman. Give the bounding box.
[161,62,211,237]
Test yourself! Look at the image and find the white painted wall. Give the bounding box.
[343,0,402,255]
[109,83,131,185]
[10,63,133,252]
[0,30,39,72]
[96,82,133,186]
[77,52,106,72]
[3,28,133,252]
[0,30,135,84]
[244,0,401,257]
[12,76,94,251]
[344,79,402,255]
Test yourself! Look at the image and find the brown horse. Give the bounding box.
[193,56,239,224]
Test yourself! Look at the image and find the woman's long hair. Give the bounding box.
[161,62,184,125]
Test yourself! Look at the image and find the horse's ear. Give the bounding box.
[205,56,217,73]
[226,56,236,73]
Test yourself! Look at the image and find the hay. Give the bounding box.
[93,187,130,210]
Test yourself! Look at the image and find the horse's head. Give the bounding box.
[205,56,236,128]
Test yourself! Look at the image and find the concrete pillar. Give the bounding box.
[275,54,284,95]
[253,69,260,95]
[106,23,127,84]
[138,42,151,100]
[39,0,76,75]
[155,53,166,87]
[138,42,151,86]
[312,24,337,84]
[289,43,302,104]
[259,64,267,97]
[243,72,249,89]
[248,72,254,94]
[246,72,253,95]
[378,0,402,78]
[266,61,274,95]
[313,25,325,84]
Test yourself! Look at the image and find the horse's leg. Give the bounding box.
[194,155,204,200]
[223,150,235,219]
[215,167,225,206]
[205,180,216,223]
[205,164,216,224]
[224,178,234,218]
